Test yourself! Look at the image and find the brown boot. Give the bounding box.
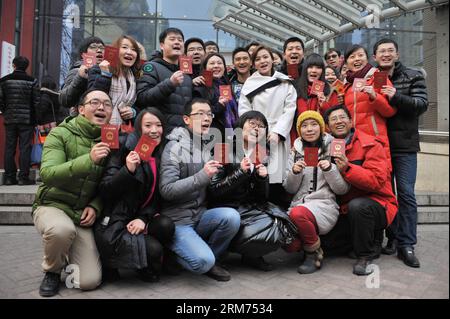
[297,239,323,274]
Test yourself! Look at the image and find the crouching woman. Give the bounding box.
[95,107,175,282]
[208,111,297,271]
[283,111,349,274]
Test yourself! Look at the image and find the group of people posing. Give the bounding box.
[0,27,427,298]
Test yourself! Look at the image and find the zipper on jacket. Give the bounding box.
[371,115,379,136]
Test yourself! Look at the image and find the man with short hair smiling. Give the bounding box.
[32,89,113,297]
[373,38,428,268]
[137,28,192,134]
[323,105,398,276]
[159,98,240,282]
[280,37,305,79]
[228,47,252,101]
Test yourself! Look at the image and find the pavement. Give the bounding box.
[0,224,448,299]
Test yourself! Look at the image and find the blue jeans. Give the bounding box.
[170,207,240,274]
[389,153,418,248]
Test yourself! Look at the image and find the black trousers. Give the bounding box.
[269,183,293,210]
[144,214,175,273]
[4,124,34,180]
[347,197,387,258]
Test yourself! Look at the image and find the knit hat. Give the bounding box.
[296,110,325,137]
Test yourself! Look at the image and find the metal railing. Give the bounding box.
[419,130,449,137]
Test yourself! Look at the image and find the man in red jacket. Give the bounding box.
[324,104,398,276]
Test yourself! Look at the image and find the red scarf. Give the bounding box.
[346,63,373,84]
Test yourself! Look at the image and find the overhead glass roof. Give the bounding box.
[211,0,449,49]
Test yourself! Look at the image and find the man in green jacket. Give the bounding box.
[32,89,112,297]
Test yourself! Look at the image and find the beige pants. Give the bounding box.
[33,206,102,290]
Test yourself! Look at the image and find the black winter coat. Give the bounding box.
[208,147,296,257]
[136,58,193,134]
[94,132,163,269]
[0,70,39,125]
[386,62,428,153]
[37,88,68,125]
[59,60,88,109]
[208,162,269,212]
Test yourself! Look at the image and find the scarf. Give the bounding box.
[346,63,373,84]
[109,69,137,125]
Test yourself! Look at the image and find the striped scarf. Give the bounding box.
[109,70,137,125]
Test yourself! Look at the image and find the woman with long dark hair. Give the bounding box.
[95,107,175,283]
[290,53,339,141]
[193,53,239,139]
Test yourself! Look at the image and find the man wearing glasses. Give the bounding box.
[60,37,105,111]
[33,89,113,297]
[324,48,343,69]
[323,105,398,276]
[159,98,240,282]
[373,38,428,268]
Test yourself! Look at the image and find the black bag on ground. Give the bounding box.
[230,202,298,258]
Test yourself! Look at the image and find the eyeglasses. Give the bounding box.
[88,44,105,51]
[248,120,266,129]
[327,54,338,59]
[84,98,113,109]
[189,112,214,119]
[328,115,349,123]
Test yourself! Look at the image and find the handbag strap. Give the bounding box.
[34,127,41,144]
[50,98,57,123]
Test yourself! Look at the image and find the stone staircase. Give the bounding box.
[0,190,448,225]
[0,169,448,225]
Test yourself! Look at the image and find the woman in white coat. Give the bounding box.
[238,45,297,207]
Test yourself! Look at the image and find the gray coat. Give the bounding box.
[136,58,193,133]
[159,127,213,225]
[59,61,87,109]
[283,133,350,234]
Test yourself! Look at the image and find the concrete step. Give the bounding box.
[0,185,38,205]
[0,206,33,224]
[0,186,447,206]
[417,206,449,224]
[416,192,449,206]
[0,205,447,226]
